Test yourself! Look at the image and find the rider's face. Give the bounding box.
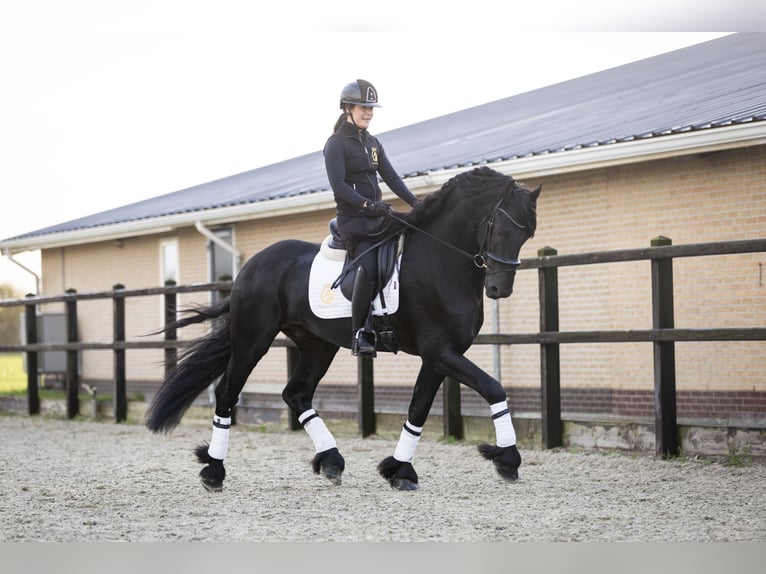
[347,104,374,129]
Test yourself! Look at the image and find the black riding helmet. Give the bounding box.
[339,79,381,109]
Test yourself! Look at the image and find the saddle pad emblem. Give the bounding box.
[309,236,400,320]
[320,284,336,306]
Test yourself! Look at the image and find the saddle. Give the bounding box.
[329,219,400,303]
[325,219,403,353]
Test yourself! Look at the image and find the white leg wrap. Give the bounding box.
[208,415,231,460]
[490,401,516,447]
[393,421,423,463]
[299,409,336,453]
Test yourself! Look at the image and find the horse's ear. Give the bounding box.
[530,185,542,201]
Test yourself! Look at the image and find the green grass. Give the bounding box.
[0,353,27,394]
[0,353,144,404]
[722,444,753,467]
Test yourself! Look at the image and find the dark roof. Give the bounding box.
[9,33,766,241]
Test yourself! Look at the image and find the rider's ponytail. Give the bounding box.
[333,112,346,133]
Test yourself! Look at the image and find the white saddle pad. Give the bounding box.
[308,235,401,320]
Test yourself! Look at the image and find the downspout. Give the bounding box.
[492,299,501,382]
[2,249,40,294]
[194,221,242,276]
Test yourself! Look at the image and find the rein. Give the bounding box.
[388,213,480,266]
[389,196,525,272]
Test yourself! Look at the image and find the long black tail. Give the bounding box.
[145,299,232,433]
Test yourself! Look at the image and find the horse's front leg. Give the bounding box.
[435,348,521,481]
[378,363,443,491]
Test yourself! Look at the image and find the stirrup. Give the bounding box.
[352,329,377,358]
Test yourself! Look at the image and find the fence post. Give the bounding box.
[164,282,177,379]
[358,356,375,437]
[113,284,127,422]
[651,236,679,458]
[287,345,300,430]
[442,377,464,440]
[538,246,562,449]
[64,289,79,419]
[24,294,40,415]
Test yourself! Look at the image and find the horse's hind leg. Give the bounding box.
[281,328,343,484]
[198,317,280,492]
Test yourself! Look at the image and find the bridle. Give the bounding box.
[474,201,528,274]
[388,190,531,274]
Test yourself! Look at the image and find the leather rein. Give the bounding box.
[388,194,528,273]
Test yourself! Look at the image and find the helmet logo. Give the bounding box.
[365,85,377,103]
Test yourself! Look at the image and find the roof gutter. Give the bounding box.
[2,121,765,254]
[403,120,766,190]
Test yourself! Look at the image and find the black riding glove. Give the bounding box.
[366,201,392,216]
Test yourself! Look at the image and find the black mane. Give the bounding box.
[405,166,536,234]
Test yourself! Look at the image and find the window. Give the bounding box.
[159,239,180,324]
[209,228,235,283]
[160,239,179,285]
[209,227,235,303]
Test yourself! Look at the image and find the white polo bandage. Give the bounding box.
[393,421,423,463]
[490,401,516,447]
[299,409,337,453]
[208,415,231,460]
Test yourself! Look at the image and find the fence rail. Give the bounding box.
[2,236,765,456]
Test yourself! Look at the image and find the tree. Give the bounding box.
[0,284,23,345]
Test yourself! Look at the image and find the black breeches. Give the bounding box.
[350,239,379,287]
[337,215,384,285]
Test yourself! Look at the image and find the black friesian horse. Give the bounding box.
[146,166,540,491]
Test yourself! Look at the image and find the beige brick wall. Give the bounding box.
[38,145,766,398]
[504,146,766,396]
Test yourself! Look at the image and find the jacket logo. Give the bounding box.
[371,147,379,164]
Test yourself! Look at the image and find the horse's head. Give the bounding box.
[479,182,541,299]
[403,167,541,299]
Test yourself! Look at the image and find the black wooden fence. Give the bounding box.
[1,236,765,457]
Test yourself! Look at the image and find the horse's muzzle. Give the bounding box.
[485,276,515,299]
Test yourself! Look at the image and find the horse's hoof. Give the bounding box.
[200,475,224,492]
[197,452,226,493]
[478,444,521,481]
[378,456,420,490]
[391,478,420,491]
[322,465,343,486]
[312,447,346,485]
[496,464,519,482]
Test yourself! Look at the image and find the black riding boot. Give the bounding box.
[351,266,376,357]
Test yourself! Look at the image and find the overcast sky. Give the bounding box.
[1,1,753,293]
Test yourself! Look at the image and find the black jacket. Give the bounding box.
[324,121,417,217]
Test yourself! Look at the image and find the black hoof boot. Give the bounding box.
[195,444,226,492]
[378,456,419,491]
[478,444,521,481]
[311,447,346,485]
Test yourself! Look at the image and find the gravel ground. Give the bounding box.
[1,413,764,542]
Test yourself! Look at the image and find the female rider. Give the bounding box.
[323,79,419,357]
